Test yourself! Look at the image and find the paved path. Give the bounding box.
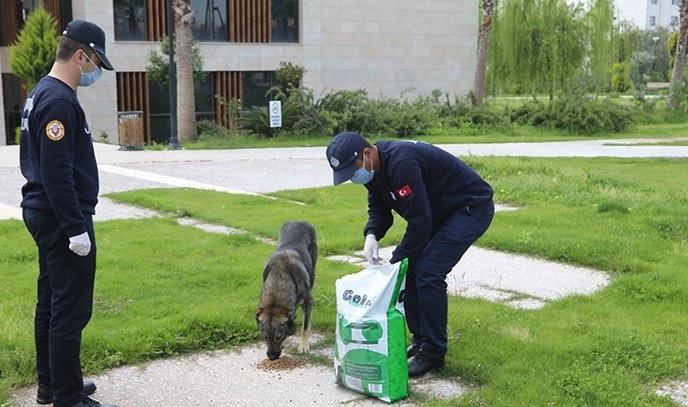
[4,138,688,406]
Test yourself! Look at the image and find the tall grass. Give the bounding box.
[1,156,687,406]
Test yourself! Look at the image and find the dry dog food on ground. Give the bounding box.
[257,356,306,371]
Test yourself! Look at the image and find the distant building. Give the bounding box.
[615,0,680,30]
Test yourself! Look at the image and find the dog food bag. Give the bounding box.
[334,259,408,403]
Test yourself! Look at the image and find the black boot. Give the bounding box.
[408,349,445,377]
[37,380,97,404]
[406,342,421,358]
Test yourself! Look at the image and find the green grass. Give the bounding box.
[2,156,688,406]
[146,122,688,150]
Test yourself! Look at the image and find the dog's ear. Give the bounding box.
[255,308,263,322]
[286,318,297,335]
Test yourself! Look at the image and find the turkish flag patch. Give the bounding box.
[395,184,413,198]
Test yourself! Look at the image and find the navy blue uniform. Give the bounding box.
[20,75,99,407]
[363,140,494,353]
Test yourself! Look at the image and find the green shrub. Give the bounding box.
[467,105,508,126]
[235,83,644,139]
[275,61,305,89]
[9,7,58,92]
[196,119,232,140]
[611,62,632,93]
[240,106,272,136]
[507,96,634,134]
[317,89,371,134]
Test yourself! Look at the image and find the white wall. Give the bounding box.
[302,0,477,99]
[615,0,648,28]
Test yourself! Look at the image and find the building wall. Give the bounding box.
[71,0,120,143]
[647,0,680,29]
[616,0,679,30]
[0,0,478,146]
[302,0,477,99]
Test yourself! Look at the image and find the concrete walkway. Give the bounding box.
[3,139,688,406]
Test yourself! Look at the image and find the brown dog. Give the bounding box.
[256,221,317,360]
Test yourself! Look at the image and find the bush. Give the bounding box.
[275,61,305,89]
[549,96,634,133]
[317,89,371,134]
[9,7,58,92]
[506,96,635,134]
[611,62,632,93]
[240,106,272,137]
[237,84,640,138]
[196,119,234,140]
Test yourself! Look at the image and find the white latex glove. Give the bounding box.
[68,231,91,256]
[363,234,382,265]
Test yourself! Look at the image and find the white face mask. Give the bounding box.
[79,53,103,87]
[350,154,374,184]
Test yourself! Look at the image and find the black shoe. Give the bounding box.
[406,342,421,358]
[37,380,97,404]
[408,349,445,377]
[72,396,118,407]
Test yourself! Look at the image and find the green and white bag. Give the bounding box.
[334,259,408,403]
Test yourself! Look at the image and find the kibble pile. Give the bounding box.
[257,355,306,371]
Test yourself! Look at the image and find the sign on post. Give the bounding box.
[269,100,282,128]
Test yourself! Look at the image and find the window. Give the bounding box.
[272,0,298,43]
[650,15,656,26]
[114,0,147,41]
[191,0,228,42]
[2,74,23,145]
[2,0,71,45]
[671,16,679,26]
[148,74,215,143]
[242,71,276,108]
[672,0,679,5]
[651,0,658,4]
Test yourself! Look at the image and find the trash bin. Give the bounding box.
[117,111,144,151]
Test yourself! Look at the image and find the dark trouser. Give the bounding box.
[404,200,494,354]
[23,208,96,407]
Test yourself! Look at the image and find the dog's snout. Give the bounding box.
[267,350,281,360]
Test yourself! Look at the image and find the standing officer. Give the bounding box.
[326,132,495,377]
[19,20,118,407]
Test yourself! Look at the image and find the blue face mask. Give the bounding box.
[350,154,374,184]
[79,53,103,87]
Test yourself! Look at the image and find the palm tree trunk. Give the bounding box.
[668,0,688,109]
[174,0,197,142]
[473,0,494,106]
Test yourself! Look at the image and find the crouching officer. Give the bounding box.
[325,132,495,377]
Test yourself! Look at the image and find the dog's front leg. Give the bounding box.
[298,299,312,353]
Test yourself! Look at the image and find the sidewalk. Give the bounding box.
[4,140,688,406]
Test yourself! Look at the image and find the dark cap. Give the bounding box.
[62,20,114,70]
[326,132,366,185]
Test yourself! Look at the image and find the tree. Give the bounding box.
[9,8,58,92]
[173,0,197,142]
[488,0,622,99]
[667,0,688,109]
[145,36,205,84]
[146,1,205,143]
[488,0,587,100]
[472,0,495,106]
[585,0,617,92]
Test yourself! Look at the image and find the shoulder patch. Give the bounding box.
[395,184,413,199]
[45,120,65,141]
